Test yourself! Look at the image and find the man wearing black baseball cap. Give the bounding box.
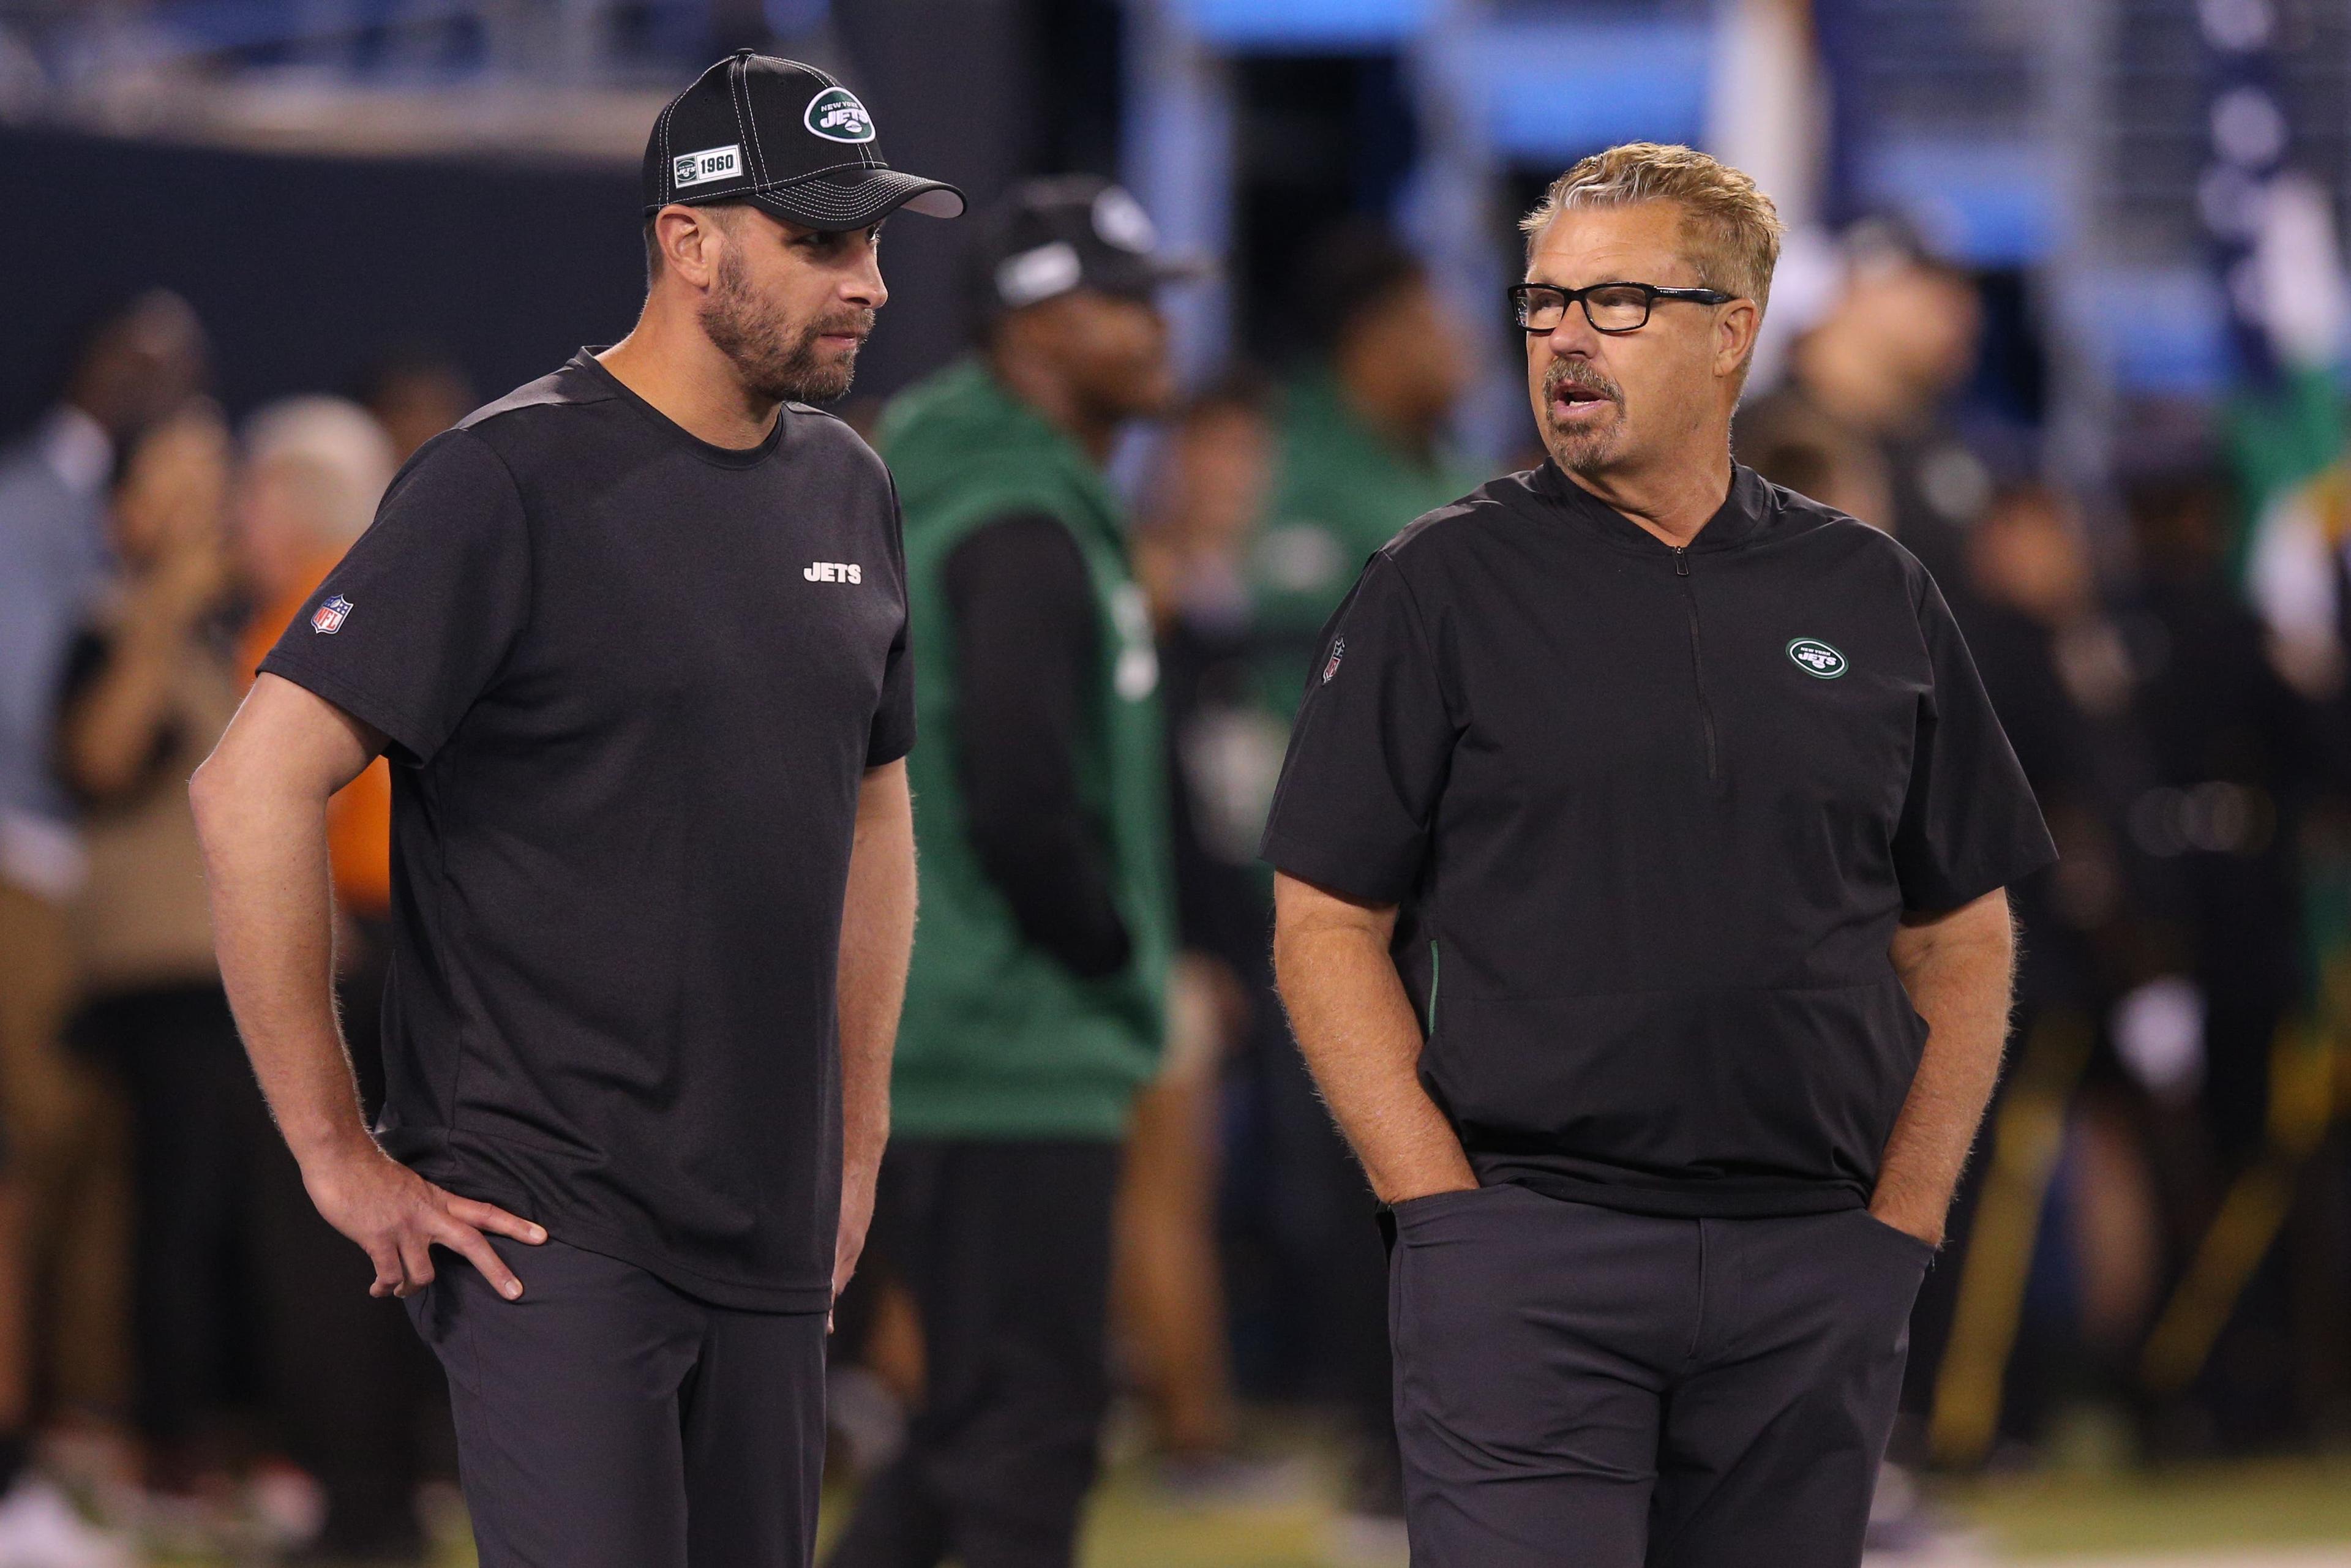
[191,51,959,1568]
[822,178,1198,1568]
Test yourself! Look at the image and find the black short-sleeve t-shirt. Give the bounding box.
[1260,462,2056,1218]
[261,350,913,1310]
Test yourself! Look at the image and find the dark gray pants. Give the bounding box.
[824,1139,1122,1568]
[1389,1183,1933,1568]
[408,1236,827,1568]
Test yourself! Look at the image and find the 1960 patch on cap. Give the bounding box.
[672,144,741,188]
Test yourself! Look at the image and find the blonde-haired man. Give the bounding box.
[1262,143,2053,1565]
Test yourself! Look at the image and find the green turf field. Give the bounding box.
[729,1452,2351,1568]
[1049,1453,2351,1567]
[144,1450,2351,1565]
[1946,1457,2351,1558]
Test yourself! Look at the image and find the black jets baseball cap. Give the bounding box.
[969,175,1208,322]
[642,50,966,232]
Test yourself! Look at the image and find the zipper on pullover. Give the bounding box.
[1673,546,1722,785]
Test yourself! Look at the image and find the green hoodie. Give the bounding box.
[1249,374,1490,710]
[879,359,1171,1140]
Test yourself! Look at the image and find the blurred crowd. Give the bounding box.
[0,301,474,1564]
[1,205,2349,1566]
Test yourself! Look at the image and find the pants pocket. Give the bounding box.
[1388,1183,1502,1234]
[1853,1206,1940,1269]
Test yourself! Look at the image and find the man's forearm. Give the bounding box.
[1875,890,2018,1244]
[194,677,544,1300]
[1272,875,1474,1204]
[836,763,917,1200]
[191,752,372,1166]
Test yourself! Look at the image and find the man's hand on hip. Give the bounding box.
[301,1138,546,1301]
[194,679,550,1300]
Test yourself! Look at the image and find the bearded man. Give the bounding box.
[189,52,960,1568]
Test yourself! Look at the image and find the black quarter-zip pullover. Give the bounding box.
[1261,462,2056,1218]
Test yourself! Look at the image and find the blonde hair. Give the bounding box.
[241,396,397,547]
[1519,143,1784,312]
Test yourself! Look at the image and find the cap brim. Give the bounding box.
[1093,250,1215,296]
[746,168,967,231]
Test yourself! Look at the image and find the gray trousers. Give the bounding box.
[1388,1182,1932,1568]
[408,1236,827,1568]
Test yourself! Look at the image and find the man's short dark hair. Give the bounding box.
[1292,222,1428,361]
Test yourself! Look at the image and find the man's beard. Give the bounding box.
[699,247,873,405]
[1539,359,1628,475]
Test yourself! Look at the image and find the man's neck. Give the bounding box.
[1559,446,1734,549]
[598,303,780,450]
[988,348,1116,466]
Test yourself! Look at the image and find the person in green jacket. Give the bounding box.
[1250,224,1487,716]
[824,177,1197,1568]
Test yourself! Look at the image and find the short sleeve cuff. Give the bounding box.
[1259,825,1421,906]
[257,651,441,766]
[864,717,915,768]
[1899,835,2059,916]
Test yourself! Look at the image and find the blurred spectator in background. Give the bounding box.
[1742,219,1987,585]
[2118,462,2344,1168]
[61,401,426,1563]
[1123,373,1281,1492]
[1937,482,2174,1444]
[1237,225,1482,1560]
[0,291,205,1463]
[1138,373,1286,989]
[1250,225,1483,708]
[2112,459,2350,1449]
[53,405,242,1559]
[826,178,1191,1568]
[1902,459,2351,1464]
[351,350,474,468]
[1733,382,1892,530]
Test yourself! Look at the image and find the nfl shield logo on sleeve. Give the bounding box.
[311,595,353,635]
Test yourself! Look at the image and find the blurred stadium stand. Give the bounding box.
[2,0,2340,435]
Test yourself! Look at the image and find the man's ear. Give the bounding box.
[655,206,725,291]
[1714,298,1762,381]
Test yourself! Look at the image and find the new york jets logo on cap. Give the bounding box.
[1786,637,1847,678]
[805,86,874,143]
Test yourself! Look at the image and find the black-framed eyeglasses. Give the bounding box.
[1508,281,1735,334]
